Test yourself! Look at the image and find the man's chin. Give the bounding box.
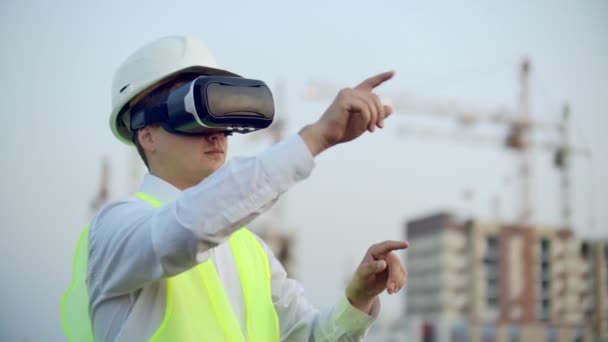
[199,160,225,176]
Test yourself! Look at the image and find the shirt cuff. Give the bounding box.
[332,294,380,337]
[259,134,315,191]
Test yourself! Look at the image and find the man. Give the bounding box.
[62,35,408,341]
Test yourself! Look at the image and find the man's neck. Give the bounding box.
[150,171,202,191]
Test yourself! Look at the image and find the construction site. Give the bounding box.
[3,2,606,341]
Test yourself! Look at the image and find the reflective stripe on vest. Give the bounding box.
[61,192,280,341]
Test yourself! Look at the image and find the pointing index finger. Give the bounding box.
[369,240,409,259]
[355,71,395,92]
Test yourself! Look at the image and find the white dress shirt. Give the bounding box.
[87,134,379,341]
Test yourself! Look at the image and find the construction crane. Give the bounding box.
[303,58,589,230]
[128,149,144,194]
[90,157,111,215]
[90,149,144,215]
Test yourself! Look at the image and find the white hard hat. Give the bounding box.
[110,35,239,144]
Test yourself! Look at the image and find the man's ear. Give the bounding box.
[138,126,157,153]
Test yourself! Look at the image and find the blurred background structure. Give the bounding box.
[404,212,607,341]
[1,1,607,341]
[305,59,590,231]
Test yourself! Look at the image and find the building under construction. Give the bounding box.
[404,212,607,342]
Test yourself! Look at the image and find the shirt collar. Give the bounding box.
[137,173,182,204]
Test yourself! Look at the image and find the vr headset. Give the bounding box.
[129,76,275,136]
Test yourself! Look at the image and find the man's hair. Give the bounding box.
[130,74,200,169]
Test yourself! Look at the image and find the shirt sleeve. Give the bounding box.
[87,134,315,303]
[255,236,380,341]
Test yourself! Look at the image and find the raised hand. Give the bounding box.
[299,71,395,155]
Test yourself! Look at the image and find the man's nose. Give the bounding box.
[205,132,225,142]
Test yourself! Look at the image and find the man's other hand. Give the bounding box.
[345,240,408,314]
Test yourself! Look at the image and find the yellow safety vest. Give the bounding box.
[61,192,280,341]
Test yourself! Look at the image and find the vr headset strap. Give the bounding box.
[130,104,169,131]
